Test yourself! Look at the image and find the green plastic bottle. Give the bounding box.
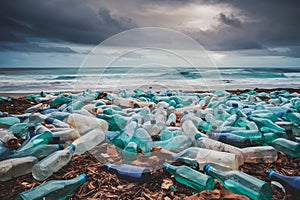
[15,174,88,200]
[270,138,300,158]
[204,164,272,200]
[163,162,214,191]
[96,114,128,131]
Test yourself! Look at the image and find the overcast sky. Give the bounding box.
[1,0,300,67]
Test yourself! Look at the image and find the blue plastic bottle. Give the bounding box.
[268,170,300,195]
[104,163,150,182]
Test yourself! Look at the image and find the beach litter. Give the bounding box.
[0,88,299,199]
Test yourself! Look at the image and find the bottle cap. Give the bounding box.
[277,112,284,118]
[150,119,156,125]
[195,133,201,140]
[104,162,112,170]
[203,164,211,172]
[162,162,170,169]
[96,114,104,118]
[79,173,88,181]
[131,118,138,123]
[56,144,64,150]
[267,170,275,178]
[69,144,76,150]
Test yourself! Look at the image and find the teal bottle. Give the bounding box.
[159,129,184,140]
[49,95,72,107]
[267,170,300,195]
[270,138,300,157]
[0,117,20,128]
[248,116,285,132]
[63,100,84,112]
[32,144,75,181]
[96,114,128,131]
[163,162,214,191]
[204,164,272,200]
[115,119,138,148]
[285,111,300,125]
[251,112,279,122]
[131,127,152,146]
[230,129,263,142]
[15,174,88,200]
[122,141,137,162]
[140,135,192,153]
[2,144,63,161]
[9,123,34,139]
[17,127,53,152]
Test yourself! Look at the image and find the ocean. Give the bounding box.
[0,67,299,93]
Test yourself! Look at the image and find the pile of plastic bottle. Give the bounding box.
[0,89,299,200]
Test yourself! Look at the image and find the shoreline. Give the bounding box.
[1,87,300,99]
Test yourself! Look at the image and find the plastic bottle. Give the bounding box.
[241,146,278,163]
[115,119,138,148]
[44,117,70,128]
[248,116,285,132]
[267,170,300,195]
[51,128,80,142]
[207,132,251,148]
[171,147,239,171]
[95,113,127,132]
[270,138,300,158]
[229,129,263,142]
[204,164,272,200]
[0,117,20,128]
[0,128,18,148]
[159,129,185,141]
[163,162,214,191]
[166,113,176,126]
[9,123,34,139]
[194,134,244,166]
[181,120,207,141]
[131,127,152,146]
[2,144,63,161]
[0,156,38,182]
[17,127,52,152]
[15,174,88,200]
[104,163,150,182]
[122,141,137,162]
[67,113,108,134]
[32,144,75,181]
[72,128,105,155]
[285,111,300,125]
[140,135,192,153]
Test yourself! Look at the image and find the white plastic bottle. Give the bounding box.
[0,156,38,181]
[32,144,75,181]
[65,113,108,135]
[72,128,105,155]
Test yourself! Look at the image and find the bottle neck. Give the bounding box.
[163,163,178,175]
[204,165,226,181]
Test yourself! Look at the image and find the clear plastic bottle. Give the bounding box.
[159,129,185,141]
[67,113,108,134]
[0,156,38,182]
[166,113,176,126]
[51,128,80,142]
[72,128,105,155]
[241,146,278,163]
[194,134,244,166]
[204,164,272,200]
[171,147,239,171]
[0,128,18,148]
[163,162,214,191]
[32,144,75,181]
[15,173,88,200]
[131,127,152,146]
[181,120,207,141]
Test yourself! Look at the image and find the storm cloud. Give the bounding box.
[0,0,300,57]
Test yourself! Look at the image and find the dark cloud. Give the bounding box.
[0,43,77,53]
[0,0,136,52]
[217,13,241,27]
